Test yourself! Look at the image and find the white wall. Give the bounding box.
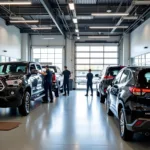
[31,35,65,46]
[0,18,21,59]
[131,18,150,58]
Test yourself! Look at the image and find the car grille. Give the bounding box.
[0,80,4,91]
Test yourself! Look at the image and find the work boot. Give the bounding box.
[63,93,66,96]
[85,94,88,96]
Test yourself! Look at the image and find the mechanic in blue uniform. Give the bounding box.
[85,69,93,96]
[39,65,53,103]
[62,66,71,96]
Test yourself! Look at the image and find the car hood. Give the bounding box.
[0,74,24,80]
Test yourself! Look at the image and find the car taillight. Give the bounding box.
[52,74,56,83]
[134,120,144,127]
[129,87,150,95]
[104,76,114,80]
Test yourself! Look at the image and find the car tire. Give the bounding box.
[106,95,113,116]
[100,93,105,103]
[18,91,31,116]
[119,108,134,141]
[97,90,100,97]
[55,88,59,97]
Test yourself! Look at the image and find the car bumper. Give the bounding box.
[126,118,150,132]
[0,87,23,107]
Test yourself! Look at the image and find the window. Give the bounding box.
[120,70,130,84]
[32,47,63,70]
[36,64,42,71]
[30,64,36,72]
[113,70,123,84]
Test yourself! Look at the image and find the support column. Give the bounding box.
[122,33,130,66]
[21,33,29,61]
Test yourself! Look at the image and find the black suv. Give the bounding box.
[106,67,150,141]
[42,65,63,97]
[0,62,45,116]
[96,66,124,103]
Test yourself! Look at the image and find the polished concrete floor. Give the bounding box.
[0,91,150,150]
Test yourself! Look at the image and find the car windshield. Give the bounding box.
[138,69,150,88]
[0,63,27,75]
[107,67,124,77]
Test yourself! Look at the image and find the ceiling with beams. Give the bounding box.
[0,0,150,39]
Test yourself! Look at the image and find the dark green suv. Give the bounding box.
[0,62,45,116]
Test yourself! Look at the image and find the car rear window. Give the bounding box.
[107,67,124,77]
[138,69,150,88]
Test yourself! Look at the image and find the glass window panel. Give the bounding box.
[142,55,145,59]
[41,54,47,59]
[33,48,40,53]
[104,46,118,52]
[76,46,89,52]
[55,64,62,70]
[41,48,47,53]
[90,59,103,64]
[76,71,88,77]
[76,59,89,64]
[48,48,54,53]
[76,65,90,70]
[40,59,48,62]
[76,53,90,58]
[104,53,118,58]
[90,46,103,52]
[1,56,5,62]
[33,54,40,58]
[146,53,150,59]
[90,65,103,70]
[90,53,103,58]
[104,59,118,64]
[55,54,62,59]
[48,59,55,64]
[55,59,62,63]
[48,54,54,58]
[55,48,62,53]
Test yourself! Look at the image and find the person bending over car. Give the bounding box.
[39,65,53,103]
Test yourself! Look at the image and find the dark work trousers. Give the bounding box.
[64,80,69,95]
[44,82,53,101]
[86,83,93,95]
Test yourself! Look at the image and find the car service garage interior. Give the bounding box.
[0,0,150,150]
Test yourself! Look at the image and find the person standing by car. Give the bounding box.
[85,69,93,96]
[39,65,53,103]
[62,66,71,96]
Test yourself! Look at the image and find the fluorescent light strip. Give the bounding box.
[134,1,150,5]
[75,29,79,33]
[91,13,129,16]
[10,20,39,23]
[73,18,78,24]
[77,36,80,40]
[89,26,128,29]
[9,17,25,20]
[0,1,32,5]
[32,27,52,30]
[123,16,138,20]
[69,2,75,10]
[88,36,110,39]
[42,38,54,40]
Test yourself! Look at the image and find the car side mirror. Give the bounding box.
[95,74,99,77]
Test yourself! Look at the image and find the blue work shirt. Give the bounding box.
[45,69,53,84]
[86,72,93,84]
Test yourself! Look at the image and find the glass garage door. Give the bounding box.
[32,47,63,70]
[75,45,118,89]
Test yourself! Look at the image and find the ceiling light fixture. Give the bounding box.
[9,17,25,20]
[10,20,39,23]
[123,16,138,20]
[91,13,129,17]
[73,18,78,24]
[89,26,128,29]
[107,10,112,13]
[42,38,54,40]
[134,1,150,5]
[77,36,80,40]
[88,36,110,39]
[75,29,79,33]
[31,27,52,30]
[0,1,32,5]
[69,2,75,10]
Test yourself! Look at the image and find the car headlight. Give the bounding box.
[6,79,22,86]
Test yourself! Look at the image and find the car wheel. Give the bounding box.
[119,108,134,141]
[100,93,105,103]
[106,95,113,116]
[18,91,30,116]
[55,88,59,97]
